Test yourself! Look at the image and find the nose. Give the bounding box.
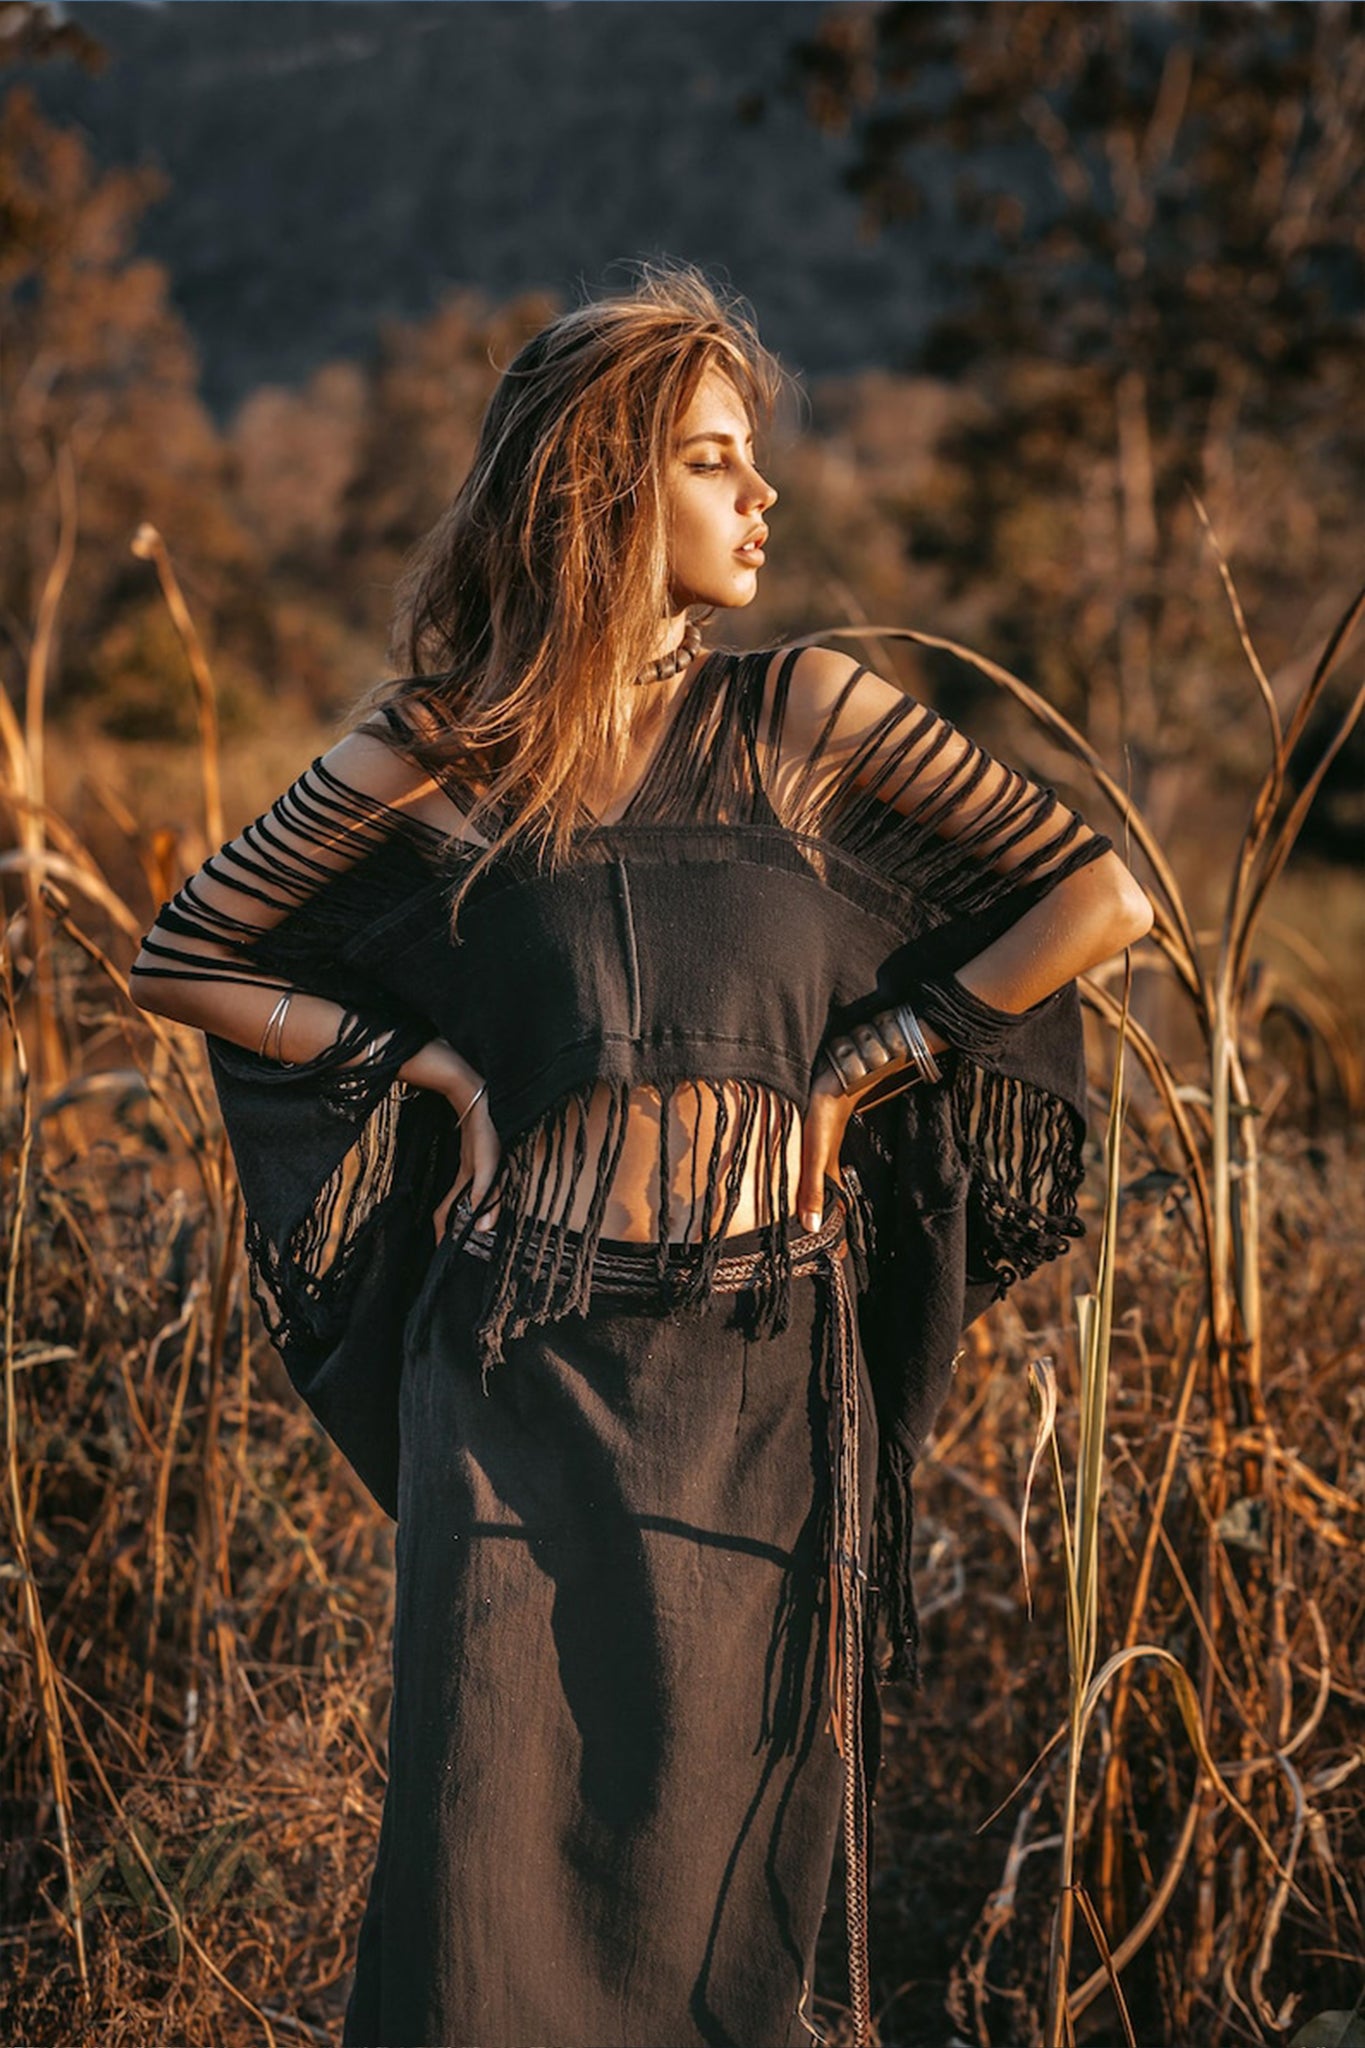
[745,466,777,513]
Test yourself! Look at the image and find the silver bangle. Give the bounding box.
[456,1080,488,1127]
[892,1000,942,1086]
[259,990,297,1066]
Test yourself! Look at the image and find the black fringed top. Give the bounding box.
[135,642,1113,1680]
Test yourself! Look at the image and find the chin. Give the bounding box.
[672,570,760,614]
[710,577,761,612]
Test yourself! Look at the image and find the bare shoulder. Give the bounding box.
[763,641,911,748]
[315,720,442,813]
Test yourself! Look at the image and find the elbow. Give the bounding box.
[1127,887,1156,946]
[127,965,159,1017]
[127,946,173,1018]
[1099,853,1155,951]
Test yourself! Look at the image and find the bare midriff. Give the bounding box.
[509,1078,807,1242]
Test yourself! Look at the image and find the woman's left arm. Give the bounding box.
[913,842,1151,1033]
[800,850,1150,1223]
[788,645,1153,1229]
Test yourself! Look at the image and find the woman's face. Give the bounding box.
[664,367,778,614]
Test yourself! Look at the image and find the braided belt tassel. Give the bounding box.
[822,1243,872,2048]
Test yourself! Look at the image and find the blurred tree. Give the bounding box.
[223,288,556,706]
[0,0,103,73]
[331,286,558,639]
[232,360,370,574]
[783,0,1365,846]
[0,61,269,738]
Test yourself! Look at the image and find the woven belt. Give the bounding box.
[450,1188,873,2047]
[452,1196,848,1287]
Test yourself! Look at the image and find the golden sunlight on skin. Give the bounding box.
[507,370,802,1244]
[470,368,1150,1244]
[529,1080,808,1242]
[658,366,778,644]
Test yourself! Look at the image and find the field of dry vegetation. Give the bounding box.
[3,547,1361,2048]
[4,15,1365,2046]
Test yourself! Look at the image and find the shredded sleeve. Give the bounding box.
[134,744,443,1093]
[769,645,1110,1263]
[135,741,464,1512]
[767,645,1112,1048]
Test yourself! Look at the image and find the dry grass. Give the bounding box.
[0,1082,397,2045]
[2,526,1363,2046]
[4,1056,1359,2047]
[852,1119,1364,2047]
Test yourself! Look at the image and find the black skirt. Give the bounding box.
[342,1190,878,2048]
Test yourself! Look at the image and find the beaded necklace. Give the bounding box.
[633,618,703,685]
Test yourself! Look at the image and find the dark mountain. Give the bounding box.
[15,1,944,421]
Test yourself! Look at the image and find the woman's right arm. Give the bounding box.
[129,728,502,1235]
[128,730,485,1118]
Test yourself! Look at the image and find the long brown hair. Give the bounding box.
[349,259,791,906]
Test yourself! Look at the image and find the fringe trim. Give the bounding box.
[948,1059,1086,1295]
[870,1436,919,1687]
[242,1078,414,1354]
[437,1077,803,1383]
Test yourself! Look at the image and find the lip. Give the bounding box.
[734,532,767,563]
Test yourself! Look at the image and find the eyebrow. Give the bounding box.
[679,428,756,449]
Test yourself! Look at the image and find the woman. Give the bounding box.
[130,262,1151,2048]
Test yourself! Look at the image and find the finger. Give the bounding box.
[433,1165,476,1243]
[853,1022,892,1072]
[797,1122,831,1235]
[878,1012,911,1060]
[824,1035,868,1089]
[470,1167,502,1232]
